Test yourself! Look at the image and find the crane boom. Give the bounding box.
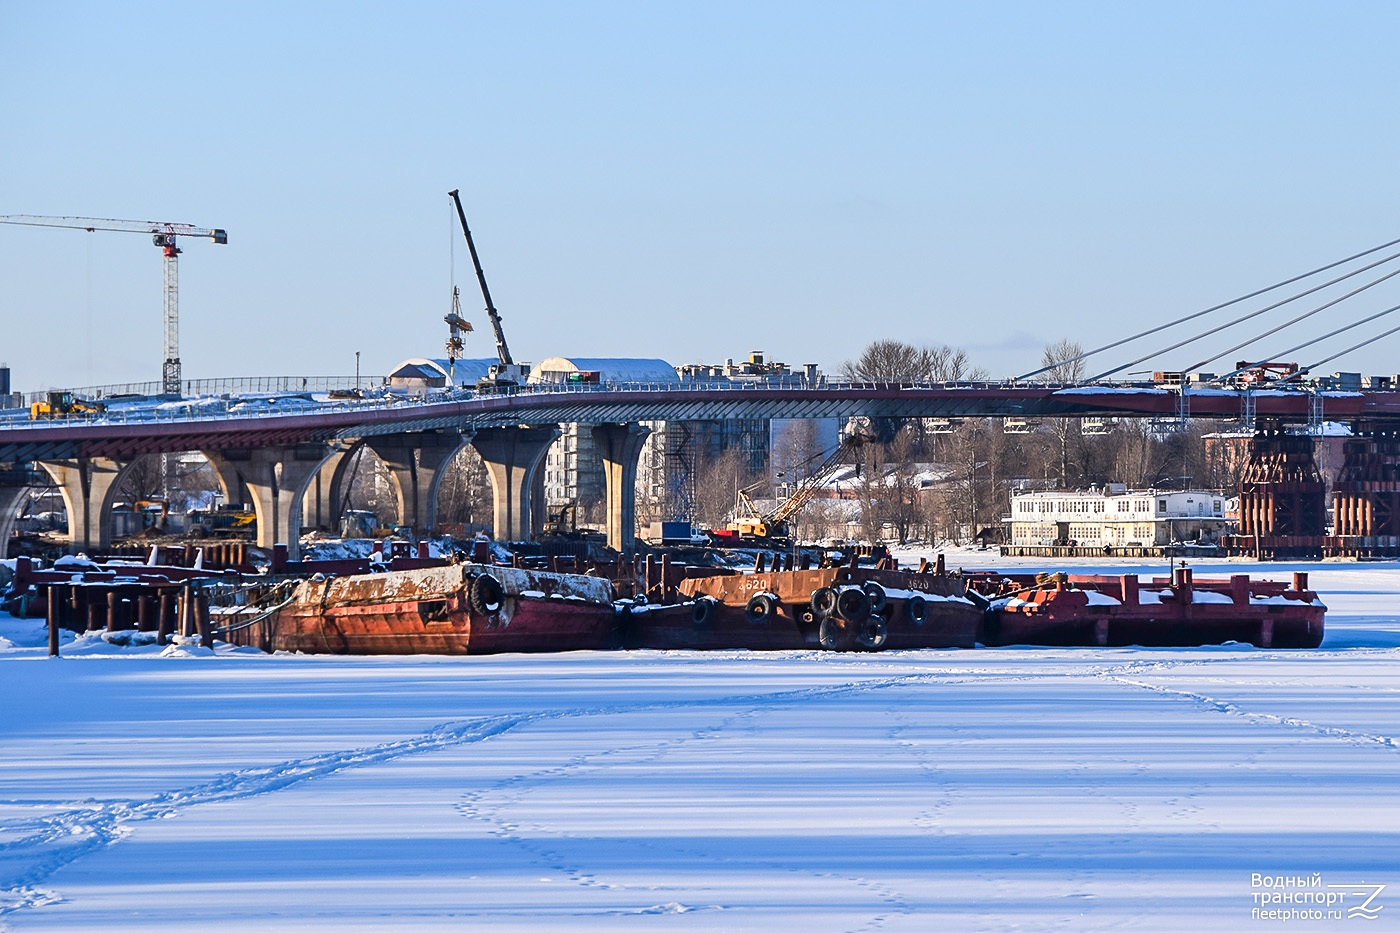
[0,214,227,242]
[0,213,226,395]
[448,189,514,370]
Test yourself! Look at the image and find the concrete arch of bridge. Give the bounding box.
[37,456,161,554]
[0,483,41,560]
[206,446,340,560]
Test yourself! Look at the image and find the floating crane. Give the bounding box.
[0,214,227,395]
[448,189,518,391]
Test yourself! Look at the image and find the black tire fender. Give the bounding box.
[745,593,777,624]
[810,586,838,618]
[836,586,872,624]
[857,618,889,651]
[613,604,641,649]
[818,615,849,651]
[469,574,505,615]
[691,597,716,626]
[862,581,888,614]
[906,593,928,625]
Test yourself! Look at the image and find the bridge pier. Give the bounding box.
[472,425,559,542]
[367,431,469,535]
[208,446,331,560]
[1237,430,1326,559]
[37,457,132,554]
[592,423,650,555]
[299,444,359,533]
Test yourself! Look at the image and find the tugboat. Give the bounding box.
[972,566,1325,648]
[260,562,618,655]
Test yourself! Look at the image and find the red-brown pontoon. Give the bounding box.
[973,567,1325,648]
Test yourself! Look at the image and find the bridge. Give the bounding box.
[8,231,1400,560]
[3,377,1399,560]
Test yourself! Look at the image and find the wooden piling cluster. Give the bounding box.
[41,581,213,656]
[98,541,250,570]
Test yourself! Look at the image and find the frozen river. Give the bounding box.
[0,552,1397,931]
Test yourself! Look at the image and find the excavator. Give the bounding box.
[30,391,105,420]
[448,189,524,393]
[540,501,577,537]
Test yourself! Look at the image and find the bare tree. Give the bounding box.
[772,418,824,484]
[692,447,761,530]
[113,455,164,504]
[436,446,493,530]
[841,340,989,383]
[1039,338,1086,384]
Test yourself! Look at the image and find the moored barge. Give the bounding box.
[973,567,1325,648]
[631,563,982,651]
[259,562,617,655]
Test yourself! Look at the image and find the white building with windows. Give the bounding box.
[1008,485,1229,548]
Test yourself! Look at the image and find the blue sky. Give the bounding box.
[3,1,1398,390]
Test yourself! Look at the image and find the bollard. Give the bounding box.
[196,591,212,648]
[46,584,62,657]
[158,591,175,645]
[180,583,195,638]
[107,591,120,632]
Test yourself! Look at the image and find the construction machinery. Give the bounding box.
[541,502,577,537]
[448,189,522,392]
[718,435,867,546]
[442,286,474,387]
[29,390,105,420]
[132,498,170,531]
[0,214,226,395]
[186,504,257,538]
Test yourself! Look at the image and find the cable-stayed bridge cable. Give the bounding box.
[1293,319,1400,379]
[1015,235,1400,381]
[1086,247,1400,382]
[1184,265,1400,373]
[1211,302,1400,383]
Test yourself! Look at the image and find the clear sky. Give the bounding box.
[3,1,1399,391]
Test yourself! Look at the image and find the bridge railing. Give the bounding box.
[21,375,383,406]
[0,376,1194,431]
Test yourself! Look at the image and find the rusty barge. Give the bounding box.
[230,563,618,655]
[627,562,982,651]
[972,567,1325,648]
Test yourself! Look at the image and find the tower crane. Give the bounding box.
[0,214,227,395]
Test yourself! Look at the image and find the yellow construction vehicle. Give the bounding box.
[30,391,105,420]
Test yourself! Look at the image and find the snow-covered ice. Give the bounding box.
[0,550,1397,930]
